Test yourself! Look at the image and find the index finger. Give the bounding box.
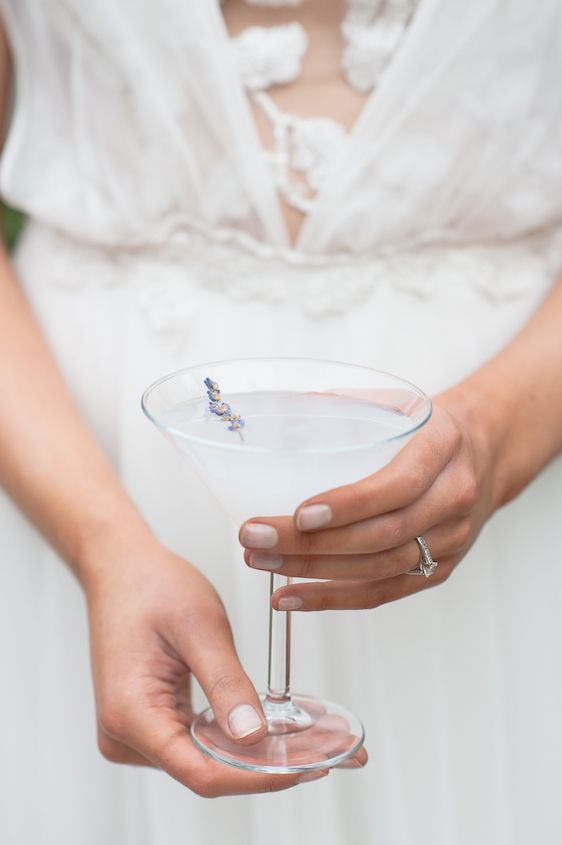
[294,412,456,532]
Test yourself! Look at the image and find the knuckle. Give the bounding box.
[383,514,408,547]
[189,772,218,799]
[345,481,366,515]
[367,583,385,608]
[316,593,332,612]
[264,778,291,793]
[435,560,456,585]
[453,520,472,550]
[207,671,245,703]
[375,551,400,580]
[98,697,128,740]
[297,554,317,578]
[97,732,126,764]
[449,425,463,452]
[456,473,478,513]
[441,415,462,451]
[437,569,452,586]
[404,465,429,497]
[185,599,226,629]
[298,529,317,555]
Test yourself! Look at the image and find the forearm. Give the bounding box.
[441,274,562,508]
[0,245,154,585]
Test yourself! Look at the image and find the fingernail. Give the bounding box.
[228,704,264,739]
[296,504,332,531]
[248,552,283,571]
[297,769,329,784]
[278,596,303,611]
[337,756,365,769]
[240,523,278,549]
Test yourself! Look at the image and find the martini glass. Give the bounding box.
[142,357,431,773]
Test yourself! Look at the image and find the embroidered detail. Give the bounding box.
[342,0,418,92]
[227,1,419,215]
[253,92,347,213]
[33,222,562,353]
[233,23,307,91]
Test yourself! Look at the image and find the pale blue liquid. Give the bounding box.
[162,391,414,522]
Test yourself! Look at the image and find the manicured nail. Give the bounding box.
[278,596,303,611]
[228,704,264,739]
[297,769,329,784]
[240,523,278,549]
[248,552,283,571]
[296,504,332,531]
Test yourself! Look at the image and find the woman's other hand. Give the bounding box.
[83,534,335,796]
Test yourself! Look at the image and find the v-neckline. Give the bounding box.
[212,1,426,254]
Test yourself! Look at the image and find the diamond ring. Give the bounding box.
[408,536,438,578]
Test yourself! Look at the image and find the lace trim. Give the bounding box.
[233,22,346,213]
[30,222,562,352]
[342,0,418,92]
[252,92,347,213]
[228,1,419,214]
[233,23,307,91]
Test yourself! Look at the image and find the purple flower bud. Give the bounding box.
[204,377,245,437]
[210,401,231,416]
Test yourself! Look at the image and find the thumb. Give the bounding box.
[173,604,267,746]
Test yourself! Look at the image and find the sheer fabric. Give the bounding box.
[1,0,561,253]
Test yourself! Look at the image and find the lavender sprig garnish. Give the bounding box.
[204,377,245,439]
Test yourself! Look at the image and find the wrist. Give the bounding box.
[435,378,517,511]
[74,511,160,595]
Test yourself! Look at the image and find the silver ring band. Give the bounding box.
[408,536,438,578]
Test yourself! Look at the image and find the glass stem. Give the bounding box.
[266,573,292,706]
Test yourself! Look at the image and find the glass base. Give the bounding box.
[191,693,365,773]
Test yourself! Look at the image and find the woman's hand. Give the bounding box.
[83,534,339,796]
[239,389,502,611]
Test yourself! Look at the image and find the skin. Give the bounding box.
[0,0,560,797]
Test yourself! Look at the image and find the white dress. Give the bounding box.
[1,2,562,843]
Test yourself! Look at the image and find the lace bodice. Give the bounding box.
[227,1,418,215]
[0,0,561,258]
